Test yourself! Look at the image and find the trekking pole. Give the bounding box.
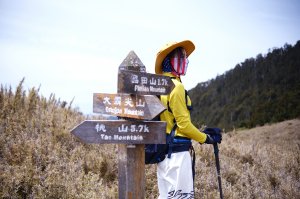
[203,127,223,199]
[213,143,223,199]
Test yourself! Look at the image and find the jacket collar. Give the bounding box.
[162,72,181,82]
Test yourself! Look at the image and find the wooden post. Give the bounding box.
[118,144,145,199]
[118,51,146,199]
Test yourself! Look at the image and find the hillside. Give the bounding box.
[189,40,300,130]
[1,80,299,198]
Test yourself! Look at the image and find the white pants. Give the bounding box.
[157,151,194,199]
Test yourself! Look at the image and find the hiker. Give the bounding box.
[154,40,222,198]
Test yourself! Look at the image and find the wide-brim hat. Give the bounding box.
[155,40,195,74]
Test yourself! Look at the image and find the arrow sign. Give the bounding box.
[118,70,175,95]
[71,120,166,144]
[93,93,166,120]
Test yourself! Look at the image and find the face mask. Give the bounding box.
[170,48,189,76]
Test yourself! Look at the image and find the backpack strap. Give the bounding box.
[166,81,191,113]
[167,122,177,158]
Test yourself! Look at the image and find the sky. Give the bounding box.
[1,0,299,114]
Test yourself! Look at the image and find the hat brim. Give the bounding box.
[155,40,195,74]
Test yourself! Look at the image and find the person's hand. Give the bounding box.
[203,128,222,144]
[204,134,221,144]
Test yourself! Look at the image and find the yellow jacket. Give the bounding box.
[160,72,207,144]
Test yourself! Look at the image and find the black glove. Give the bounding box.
[203,128,222,144]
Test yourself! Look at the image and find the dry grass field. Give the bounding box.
[146,119,300,199]
[1,81,299,198]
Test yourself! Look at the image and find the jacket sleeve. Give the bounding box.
[169,83,207,143]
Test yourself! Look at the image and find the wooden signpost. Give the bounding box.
[118,70,175,95]
[71,51,173,199]
[93,93,166,120]
[71,120,166,144]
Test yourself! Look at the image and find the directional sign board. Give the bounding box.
[71,120,166,144]
[93,93,166,120]
[118,70,175,95]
